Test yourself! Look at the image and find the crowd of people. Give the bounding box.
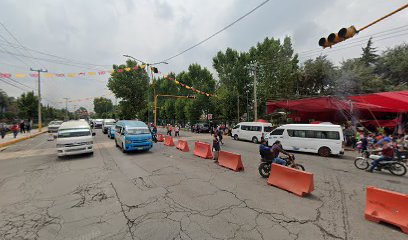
[0,120,32,139]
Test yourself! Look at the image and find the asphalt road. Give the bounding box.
[0,129,407,240]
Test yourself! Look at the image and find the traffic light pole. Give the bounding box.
[154,94,195,127]
[30,68,47,131]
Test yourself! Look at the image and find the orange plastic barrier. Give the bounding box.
[164,136,175,146]
[267,163,314,197]
[157,134,164,142]
[218,150,244,171]
[176,140,190,152]
[193,141,213,159]
[365,186,408,234]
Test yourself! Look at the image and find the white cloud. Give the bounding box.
[0,0,407,111]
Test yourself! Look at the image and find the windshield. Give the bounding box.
[104,122,115,125]
[126,128,151,135]
[50,121,63,125]
[58,128,91,138]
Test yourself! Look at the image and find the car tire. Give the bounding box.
[252,137,258,144]
[122,143,127,153]
[233,134,238,140]
[115,139,119,148]
[318,147,331,157]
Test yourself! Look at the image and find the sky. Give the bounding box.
[0,0,407,112]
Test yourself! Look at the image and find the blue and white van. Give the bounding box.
[114,120,153,152]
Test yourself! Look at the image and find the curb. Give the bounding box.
[0,131,47,148]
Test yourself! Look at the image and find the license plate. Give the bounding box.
[137,147,144,150]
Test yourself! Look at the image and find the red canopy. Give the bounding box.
[257,119,268,123]
[349,90,408,112]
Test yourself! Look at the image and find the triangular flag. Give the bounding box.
[15,74,26,78]
[125,68,131,71]
[88,72,96,76]
[67,73,76,77]
[117,69,123,73]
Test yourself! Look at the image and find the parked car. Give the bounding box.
[195,123,210,133]
[56,121,95,157]
[107,126,116,139]
[266,124,344,157]
[93,119,103,128]
[114,120,153,152]
[48,120,64,133]
[231,122,273,143]
[102,119,116,134]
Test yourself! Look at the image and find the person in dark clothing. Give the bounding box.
[361,134,368,152]
[259,140,273,160]
[1,124,7,139]
[217,127,223,145]
[212,135,220,162]
[19,121,25,134]
[271,140,291,165]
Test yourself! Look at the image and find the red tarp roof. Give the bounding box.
[348,90,408,112]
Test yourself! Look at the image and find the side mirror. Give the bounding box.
[92,132,96,136]
[53,135,57,139]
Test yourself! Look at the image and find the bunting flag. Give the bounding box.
[163,75,214,97]
[15,74,26,78]
[88,72,96,76]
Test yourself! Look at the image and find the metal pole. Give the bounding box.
[30,68,47,131]
[246,90,249,121]
[63,98,69,121]
[237,91,240,123]
[253,63,258,121]
[154,94,157,126]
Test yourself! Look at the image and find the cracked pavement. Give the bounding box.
[0,129,407,240]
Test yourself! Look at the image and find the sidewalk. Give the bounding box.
[0,128,48,148]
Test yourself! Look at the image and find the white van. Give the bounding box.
[231,122,274,143]
[266,124,344,157]
[56,121,95,157]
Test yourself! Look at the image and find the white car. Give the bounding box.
[48,120,63,133]
[56,121,95,157]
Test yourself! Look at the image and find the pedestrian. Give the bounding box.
[0,123,7,139]
[26,121,31,133]
[169,125,173,136]
[212,134,220,162]
[175,125,180,137]
[19,120,25,134]
[217,126,224,145]
[11,123,19,138]
[166,124,170,136]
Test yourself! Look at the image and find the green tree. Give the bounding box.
[213,48,251,123]
[299,55,337,96]
[376,43,408,88]
[361,37,378,66]
[107,60,149,120]
[93,97,113,118]
[249,36,299,117]
[16,91,38,120]
[175,98,186,123]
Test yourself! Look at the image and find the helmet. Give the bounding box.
[383,137,392,142]
[274,140,281,144]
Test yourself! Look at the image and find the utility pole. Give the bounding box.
[253,63,258,121]
[30,68,47,131]
[246,90,249,121]
[63,98,69,121]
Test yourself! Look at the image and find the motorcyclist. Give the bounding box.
[367,138,394,172]
[259,139,291,165]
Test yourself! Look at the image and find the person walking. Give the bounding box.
[1,123,7,139]
[217,126,224,145]
[166,124,171,136]
[175,125,180,137]
[212,134,220,162]
[11,123,19,138]
[26,121,31,133]
[19,120,25,134]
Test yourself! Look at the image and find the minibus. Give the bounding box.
[114,120,153,152]
[231,122,274,143]
[56,121,95,157]
[266,124,344,157]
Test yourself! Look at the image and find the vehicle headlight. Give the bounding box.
[87,141,93,145]
[125,140,132,144]
[147,138,152,142]
[56,144,64,148]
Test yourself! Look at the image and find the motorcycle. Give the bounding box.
[258,154,305,178]
[354,151,407,176]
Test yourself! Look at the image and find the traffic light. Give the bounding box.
[318,26,358,48]
[151,67,159,73]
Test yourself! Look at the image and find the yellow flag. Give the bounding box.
[68,73,76,77]
[125,68,131,72]
[15,73,26,78]
[185,86,191,89]
[141,65,146,69]
[44,73,55,78]
[175,80,179,84]
[88,72,96,76]
[163,74,168,78]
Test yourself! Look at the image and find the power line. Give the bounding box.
[0,78,30,92]
[0,20,46,69]
[0,34,31,67]
[158,0,270,63]
[0,75,36,91]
